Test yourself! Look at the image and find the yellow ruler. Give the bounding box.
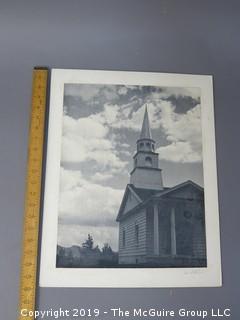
[18,68,48,320]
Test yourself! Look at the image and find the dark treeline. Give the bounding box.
[56,234,118,268]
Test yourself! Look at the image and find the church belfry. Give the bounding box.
[130,106,164,190]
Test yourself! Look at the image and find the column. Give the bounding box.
[153,204,160,255]
[170,207,177,256]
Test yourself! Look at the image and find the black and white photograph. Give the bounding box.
[40,69,221,287]
[57,83,206,269]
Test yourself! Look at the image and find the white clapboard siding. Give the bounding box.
[119,209,147,258]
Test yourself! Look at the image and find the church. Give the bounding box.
[116,107,207,267]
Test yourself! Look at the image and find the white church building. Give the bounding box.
[116,107,207,267]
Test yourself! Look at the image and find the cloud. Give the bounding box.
[64,84,119,103]
[91,172,114,182]
[118,150,131,157]
[79,97,202,164]
[102,86,118,100]
[159,102,201,142]
[93,103,120,125]
[61,114,127,171]
[60,168,83,192]
[64,83,201,133]
[92,102,146,131]
[57,224,119,251]
[118,86,128,95]
[156,102,202,163]
[58,168,123,249]
[59,181,122,226]
[157,141,201,163]
[121,143,131,148]
[65,84,101,102]
[63,114,108,139]
[62,94,202,169]
[148,87,200,101]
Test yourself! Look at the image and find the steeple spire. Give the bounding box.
[139,105,152,140]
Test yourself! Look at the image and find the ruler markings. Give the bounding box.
[18,69,48,320]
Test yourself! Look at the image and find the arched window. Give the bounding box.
[139,142,144,149]
[146,142,151,149]
[145,156,152,167]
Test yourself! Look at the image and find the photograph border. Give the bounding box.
[39,69,222,287]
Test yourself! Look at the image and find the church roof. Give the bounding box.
[130,184,169,201]
[116,180,204,222]
[139,106,153,140]
[154,180,203,197]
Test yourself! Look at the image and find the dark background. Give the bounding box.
[1,1,239,319]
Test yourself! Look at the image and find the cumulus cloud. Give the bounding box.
[118,86,128,95]
[58,168,123,249]
[62,88,202,168]
[65,84,102,102]
[169,87,200,101]
[100,99,202,164]
[60,168,83,192]
[59,168,123,226]
[64,84,119,103]
[61,114,127,171]
[158,141,201,163]
[92,102,146,131]
[156,102,202,163]
[91,172,114,182]
[58,224,119,251]
[59,182,122,227]
[69,96,202,164]
[62,113,109,139]
[89,98,202,164]
[149,87,200,101]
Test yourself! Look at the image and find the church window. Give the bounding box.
[145,156,152,167]
[122,229,126,247]
[139,142,144,149]
[135,224,139,245]
[152,143,154,150]
[146,142,151,149]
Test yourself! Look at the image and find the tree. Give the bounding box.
[102,243,113,254]
[82,234,94,250]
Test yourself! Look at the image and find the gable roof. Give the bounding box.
[154,180,203,198]
[130,184,168,201]
[116,185,142,221]
[116,180,204,222]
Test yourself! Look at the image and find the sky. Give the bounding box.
[57,83,203,251]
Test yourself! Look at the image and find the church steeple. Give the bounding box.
[130,105,163,190]
[137,105,155,153]
[140,106,152,140]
